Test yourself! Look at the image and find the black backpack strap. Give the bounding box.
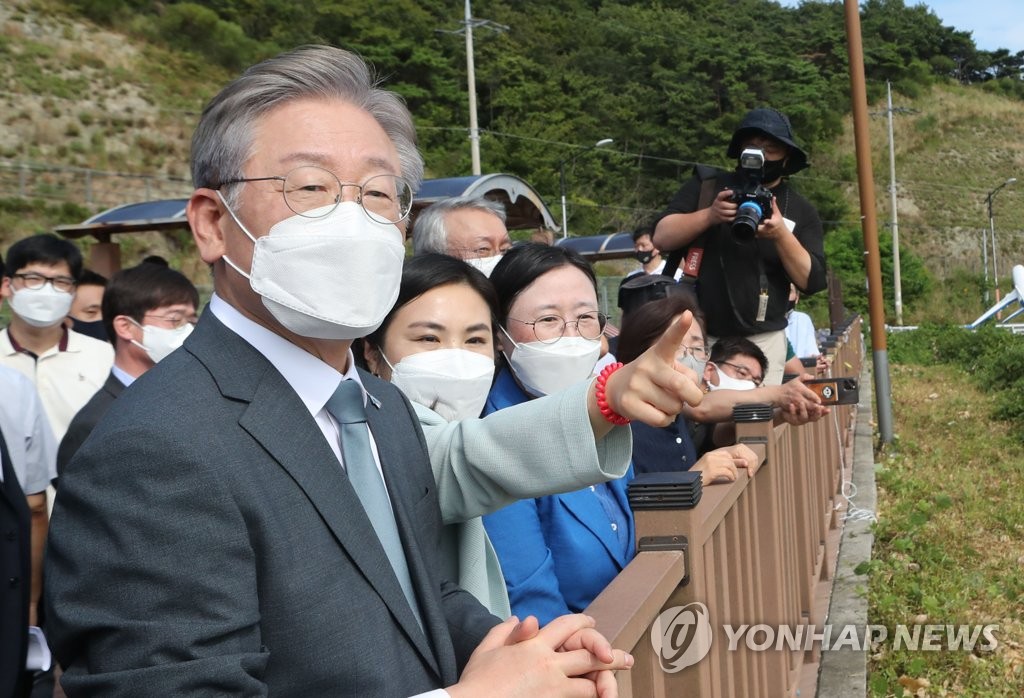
[662,165,722,280]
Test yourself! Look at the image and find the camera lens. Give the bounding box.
[732,201,762,238]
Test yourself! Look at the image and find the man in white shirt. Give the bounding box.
[622,227,683,281]
[784,284,819,359]
[0,236,113,441]
[0,365,56,633]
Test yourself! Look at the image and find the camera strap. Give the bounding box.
[662,166,721,282]
[717,238,770,333]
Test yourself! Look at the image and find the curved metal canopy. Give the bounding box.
[554,231,635,261]
[411,173,558,231]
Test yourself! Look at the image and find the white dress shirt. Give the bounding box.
[0,364,57,494]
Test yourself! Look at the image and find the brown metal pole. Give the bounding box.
[844,0,894,442]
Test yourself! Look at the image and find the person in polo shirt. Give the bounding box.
[0,235,113,442]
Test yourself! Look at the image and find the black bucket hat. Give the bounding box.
[726,108,809,175]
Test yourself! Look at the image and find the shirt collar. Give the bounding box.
[6,321,69,354]
[208,294,367,417]
[110,364,136,388]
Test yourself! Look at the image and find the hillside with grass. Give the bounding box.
[0,0,1023,325]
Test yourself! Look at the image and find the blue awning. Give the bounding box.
[83,199,189,225]
[555,231,635,261]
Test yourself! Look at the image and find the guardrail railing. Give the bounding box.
[587,316,863,697]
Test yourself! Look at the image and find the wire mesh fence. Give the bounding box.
[0,159,192,212]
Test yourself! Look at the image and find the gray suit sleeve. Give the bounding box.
[419,379,633,524]
[46,423,269,697]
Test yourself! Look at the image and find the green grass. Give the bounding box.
[867,363,1024,695]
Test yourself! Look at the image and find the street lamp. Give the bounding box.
[985,177,1016,306]
[559,138,614,239]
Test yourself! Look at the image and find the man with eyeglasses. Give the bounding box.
[1,235,110,695]
[0,235,113,443]
[57,263,199,477]
[412,196,513,277]
[705,337,767,391]
[46,46,631,698]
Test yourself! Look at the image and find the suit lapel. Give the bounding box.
[103,373,125,400]
[188,314,440,677]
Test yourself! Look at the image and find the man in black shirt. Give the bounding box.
[653,108,826,384]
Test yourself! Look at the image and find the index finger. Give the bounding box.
[650,311,693,364]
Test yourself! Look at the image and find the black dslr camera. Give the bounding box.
[729,148,774,239]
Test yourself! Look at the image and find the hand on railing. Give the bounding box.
[448,613,634,698]
[693,442,761,485]
[601,310,704,428]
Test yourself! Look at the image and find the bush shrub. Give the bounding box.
[889,323,1024,439]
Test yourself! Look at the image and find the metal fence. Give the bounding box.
[0,160,192,211]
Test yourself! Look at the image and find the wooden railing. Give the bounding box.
[587,317,863,698]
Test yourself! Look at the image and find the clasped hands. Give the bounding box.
[449,613,633,698]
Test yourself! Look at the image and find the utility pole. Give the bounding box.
[438,2,508,176]
[845,0,893,443]
[871,82,917,326]
[986,177,1017,313]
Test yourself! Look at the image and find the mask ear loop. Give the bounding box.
[215,190,259,280]
[379,348,397,373]
[124,317,152,356]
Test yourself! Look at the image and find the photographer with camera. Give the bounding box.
[653,108,826,385]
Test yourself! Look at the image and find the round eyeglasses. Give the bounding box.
[13,272,76,294]
[676,343,710,362]
[216,165,413,224]
[717,360,764,387]
[508,312,607,345]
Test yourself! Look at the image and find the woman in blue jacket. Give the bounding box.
[482,243,635,626]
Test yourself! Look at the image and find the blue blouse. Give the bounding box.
[630,414,698,474]
[482,368,635,626]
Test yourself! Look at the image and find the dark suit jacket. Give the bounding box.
[57,372,124,476]
[0,427,32,698]
[46,311,499,696]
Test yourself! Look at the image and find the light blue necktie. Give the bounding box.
[326,379,424,634]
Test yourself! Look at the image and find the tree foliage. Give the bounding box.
[64,0,1020,318]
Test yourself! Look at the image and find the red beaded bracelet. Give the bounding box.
[595,362,630,426]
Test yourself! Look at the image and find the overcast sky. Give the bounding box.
[776,1,1024,54]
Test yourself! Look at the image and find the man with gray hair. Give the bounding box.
[46,45,629,698]
[413,196,511,276]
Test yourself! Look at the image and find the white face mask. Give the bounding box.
[463,254,503,278]
[502,328,600,397]
[129,319,194,364]
[10,284,74,328]
[384,348,495,421]
[678,354,707,378]
[707,363,758,392]
[219,197,406,340]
